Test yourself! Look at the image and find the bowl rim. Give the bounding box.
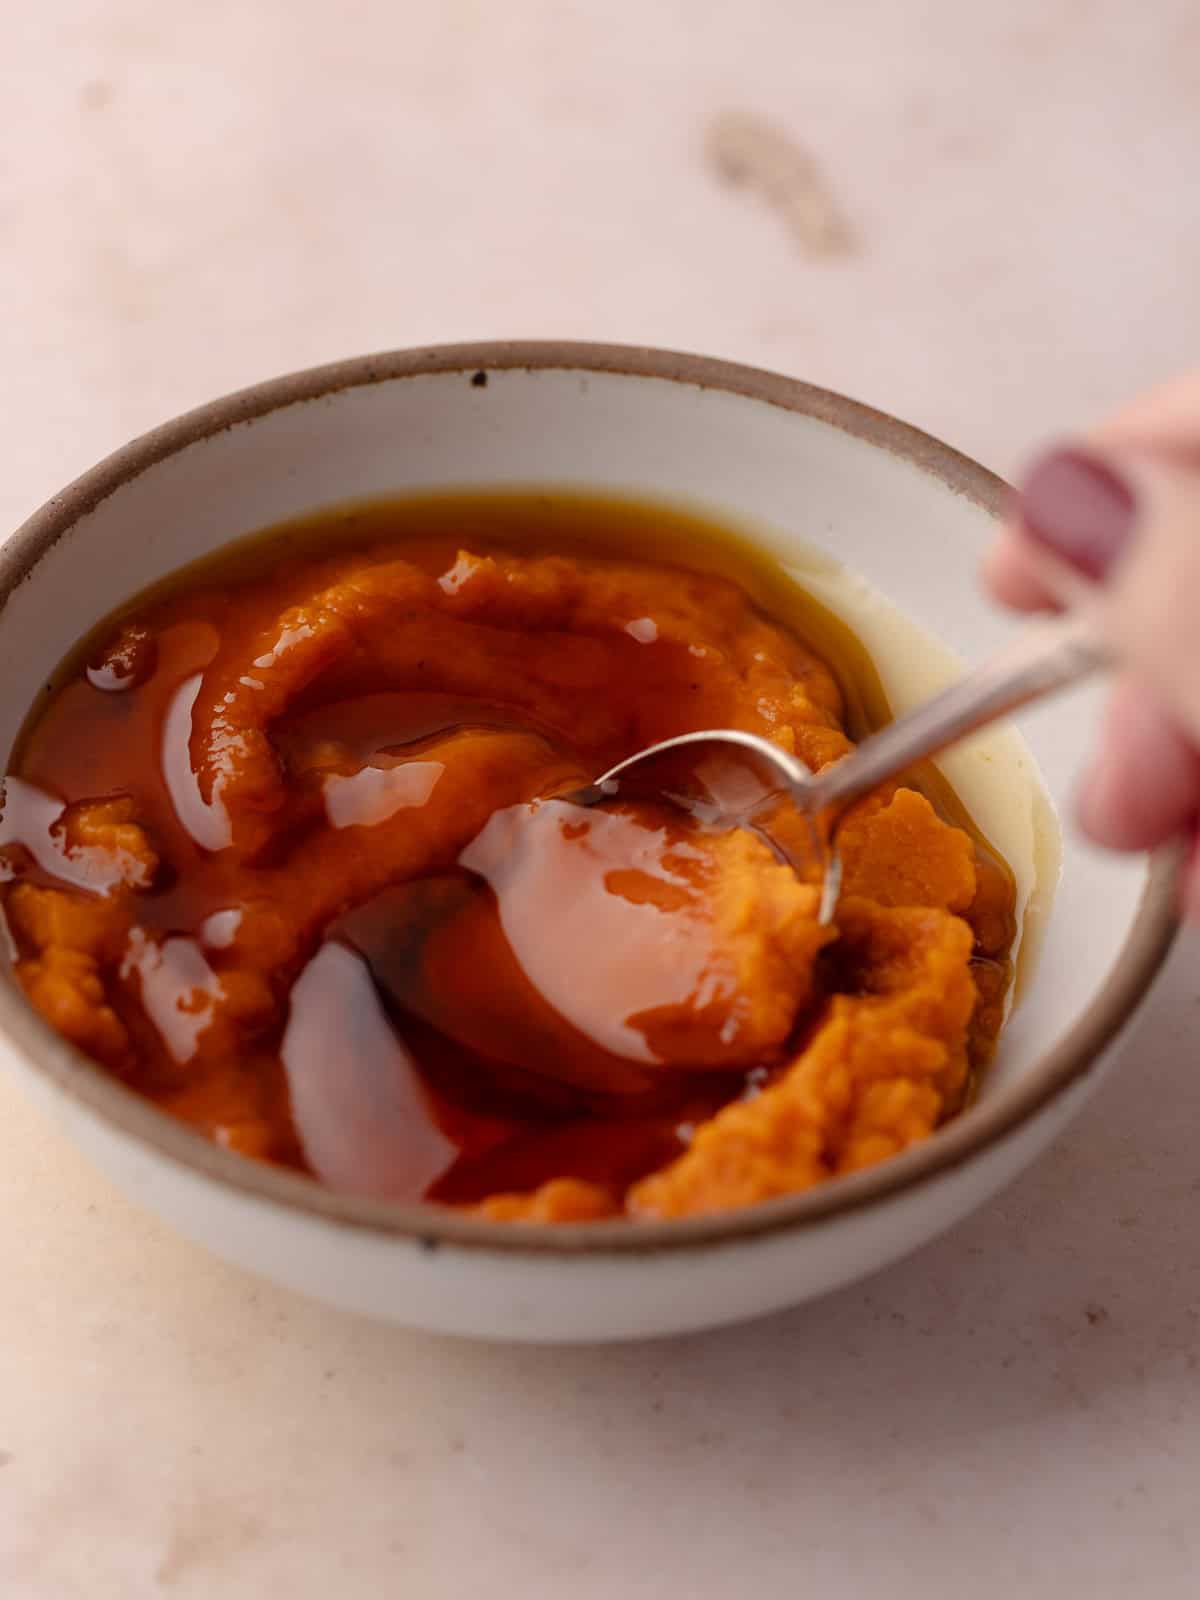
[0,339,1180,1257]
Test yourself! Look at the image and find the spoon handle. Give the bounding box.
[806,612,1112,815]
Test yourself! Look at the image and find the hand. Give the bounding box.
[983,372,1200,921]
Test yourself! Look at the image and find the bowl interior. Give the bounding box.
[0,358,1152,1126]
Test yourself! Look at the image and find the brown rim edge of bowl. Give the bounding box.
[0,340,1181,1258]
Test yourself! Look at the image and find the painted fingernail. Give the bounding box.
[1018,446,1137,580]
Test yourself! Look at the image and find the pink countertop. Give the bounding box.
[2,3,1199,1594]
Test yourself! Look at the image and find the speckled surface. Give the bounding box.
[2,3,1200,1593]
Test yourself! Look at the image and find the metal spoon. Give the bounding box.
[567,610,1109,923]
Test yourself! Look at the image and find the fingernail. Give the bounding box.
[1018,446,1137,580]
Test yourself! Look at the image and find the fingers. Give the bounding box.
[1093,370,1200,465]
[987,370,1200,615]
[980,526,1062,613]
[1096,455,1200,737]
[1076,678,1200,852]
[982,444,1137,614]
[993,439,1200,741]
[1076,677,1200,928]
[984,372,1200,919]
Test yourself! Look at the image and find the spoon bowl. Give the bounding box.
[565,730,841,919]
[570,609,1110,924]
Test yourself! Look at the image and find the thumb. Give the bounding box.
[1015,444,1200,743]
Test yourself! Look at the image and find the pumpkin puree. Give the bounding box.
[0,501,1015,1221]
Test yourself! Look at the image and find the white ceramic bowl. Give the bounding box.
[0,344,1177,1341]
